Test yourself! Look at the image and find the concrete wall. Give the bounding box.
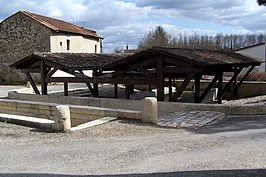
[8,91,266,116]
[9,92,144,111]
[176,80,266,99]
[236,44,266,72]
[0,98,142,127]
[50,33,100,53]
[0,12,51,64]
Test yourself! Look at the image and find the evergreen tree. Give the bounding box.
[138,26,173,50]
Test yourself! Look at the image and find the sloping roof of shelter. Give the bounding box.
[105,46,263,70]
[11,52,131,70]
[2,11,102,39]
[11,46,263,72]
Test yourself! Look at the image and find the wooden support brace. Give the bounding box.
[220,67,243,96]
[198,73,222,103]
[171,73,195,101]
[78,70,96,97]
[25,72,40,94]
[236,65,255,90]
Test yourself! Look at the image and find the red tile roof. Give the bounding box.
[20,11,103,39]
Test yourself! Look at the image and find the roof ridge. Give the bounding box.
[18,10,102,39]
[21,11,59,31]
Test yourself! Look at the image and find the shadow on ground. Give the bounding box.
[196,115,266,134]
[1,169,265,177]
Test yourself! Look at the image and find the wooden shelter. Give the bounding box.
[11,47,262,103]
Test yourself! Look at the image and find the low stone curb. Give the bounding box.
[0,113,54,129]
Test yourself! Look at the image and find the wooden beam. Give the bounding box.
[21,69,40,73]
[171,73,195,101]
[47,68,58,77]
[139,67,156,79]
[25,72,40,94]
[130,57,157,69]
[163,57,191,67]
[236,65,255,90]
[163,66,204,73]
[111,70,128,77]
[45,77,158,85]
[27,60,42,69]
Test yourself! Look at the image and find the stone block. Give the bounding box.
[142,97,158,124]
[52,105,71,132]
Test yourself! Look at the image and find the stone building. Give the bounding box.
[0,10,103,64]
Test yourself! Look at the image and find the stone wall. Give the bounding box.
[0,12,52,64]
[9,91,266,116]
[0,98,143,127]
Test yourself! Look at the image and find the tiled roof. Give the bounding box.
[105,46,263,70]
[20,11,102,39]
[11,52,131,70]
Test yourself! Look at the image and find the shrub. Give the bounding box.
[0,63,40,85]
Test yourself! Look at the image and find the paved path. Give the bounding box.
[0,86,25,98]
[158,111,225,129]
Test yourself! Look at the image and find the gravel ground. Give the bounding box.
[1,117,266,176]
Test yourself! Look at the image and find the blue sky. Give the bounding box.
[0,0,265,52]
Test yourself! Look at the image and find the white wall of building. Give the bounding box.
[49,33,100,78]
[50,34,100,53]
[236,44,266,72]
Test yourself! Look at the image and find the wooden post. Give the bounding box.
[156,57,164,101]
[129,84,134,94]
[217,73,223,104]
[93,70,99,97]
[194,74,201,103]
[233,69,238,98]
[168,78,172,102]
[40,61,48,95]
[149,85,152,92]
[114,84,118,98]
[64,82,68,96]
[125,84,130,99]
